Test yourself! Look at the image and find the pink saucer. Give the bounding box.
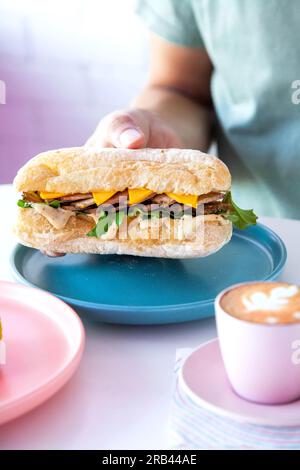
[0,281,85,426]
[180,339,300,427]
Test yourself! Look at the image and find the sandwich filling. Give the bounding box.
[17,188,257,238]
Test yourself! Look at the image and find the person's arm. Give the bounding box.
[86,34,213,150]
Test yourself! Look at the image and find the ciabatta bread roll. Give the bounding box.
[13,147,250,259]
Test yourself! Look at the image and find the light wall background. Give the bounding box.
[0,0,149,183]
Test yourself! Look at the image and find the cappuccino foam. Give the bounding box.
[220,282,300,324]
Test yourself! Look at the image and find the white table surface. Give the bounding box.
[0,184,299,450]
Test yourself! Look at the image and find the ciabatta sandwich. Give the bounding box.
[13,147,257,258]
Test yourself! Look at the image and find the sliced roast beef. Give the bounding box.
[68,198,96,210]
[23,192,43,203]
[22,191,229,222]
[60,205,78,211]
[58,193,93,202]
[204,202,230,214]
[105,190,128,205]
[151,194,175,205]
[197,192,225,205]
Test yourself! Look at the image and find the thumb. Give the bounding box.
[108,112,147,149]
[118,128,144,149]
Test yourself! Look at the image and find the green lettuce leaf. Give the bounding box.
[128,204,186,220]
[48,200,61,208]
[222,192,258,230]
[128,206,144,217]
[17,199,61,209]
[115,210,125,227]
[87,210,125,238]
[17,199,32,208]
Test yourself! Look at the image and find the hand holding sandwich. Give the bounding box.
[86,35,213,152]
[86,108,183,150]
[13,36,257,259]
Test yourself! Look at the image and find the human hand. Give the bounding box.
[85,108,183,149]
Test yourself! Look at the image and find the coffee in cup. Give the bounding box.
[220,282,300,325]
[215,281,300,404]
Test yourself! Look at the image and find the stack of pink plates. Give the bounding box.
[0,281,84,426]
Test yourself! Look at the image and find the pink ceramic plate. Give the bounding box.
[180,339,300,427]
[0,281,85,426]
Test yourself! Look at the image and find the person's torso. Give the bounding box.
[192,0,300,218]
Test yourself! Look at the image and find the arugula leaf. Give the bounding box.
[129,205,186,220]
[48,200,61,208]
[116,210,125,226]
[17,199,32,209]
[222,192,258,230]
[95,217,111,237]
[128,206,145,217]
[87,210,125,238]
[87,211,108,237]
[86,226,97,237]
[18,198,61,209]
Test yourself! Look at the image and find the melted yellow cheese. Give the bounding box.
[40,191,65,199]
[40,189,199,208]
[128,188,153,205]
[166,193,198,209]
[92,191,117,206]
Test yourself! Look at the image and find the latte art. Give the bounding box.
[242,285,299,312]
[220,282,300,324]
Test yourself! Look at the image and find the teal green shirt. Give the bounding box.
[136,0,300,219]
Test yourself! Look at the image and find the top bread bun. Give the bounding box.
[14,147,231,196]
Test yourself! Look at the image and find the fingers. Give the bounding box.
[85,109,151,149]
[85,108,183,149]
[41,250,66,257]
[108,111,147,148]
[118,128,143,148]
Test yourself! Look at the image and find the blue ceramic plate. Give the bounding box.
[10,224,286,325]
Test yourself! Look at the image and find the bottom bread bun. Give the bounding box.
[14,208,232,258]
